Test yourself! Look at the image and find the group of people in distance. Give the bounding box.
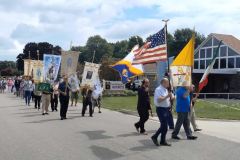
[135,77,201,147]
[3,75,102,120]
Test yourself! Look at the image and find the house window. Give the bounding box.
[236,58,240,68]
[203,38,212,47]
[200,49,205,58]
[206,59,211,67]
[213,38,220,46]
[200,60,205,69]
[220,58,226,69]
[206,48,212,58]
[228,58,235,68]
[213,59,219,69]
[194,60,199,69]
[220,46,227,57]
[194,52,199,59]
[213,47,220,57]
[228,48,237,56]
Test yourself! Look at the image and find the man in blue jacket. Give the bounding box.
[172,81,197,140]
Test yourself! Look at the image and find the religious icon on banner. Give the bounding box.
[81,62,101,88]
[43,54,61,83]
[33,61,43,83]
[170,66,191,87]
[61,51,80,76]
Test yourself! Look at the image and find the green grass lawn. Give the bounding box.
[102,96,240,120]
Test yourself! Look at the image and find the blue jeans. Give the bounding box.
[25,90,31,105]
[152,107,170,143]
[168,110,174,129]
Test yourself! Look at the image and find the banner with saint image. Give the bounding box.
[81,62,101,88]
[61,51,80,76]
[32,61,43,83]
[43,54,61,83]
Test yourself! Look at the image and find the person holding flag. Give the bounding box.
[170,34,198,140]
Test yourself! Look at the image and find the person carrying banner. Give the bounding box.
[41,87,52,115]
[134,78,152,135]
[151,78,174,146]
[82,87,93,117]
[189,84,201,132]
[51,80,59,112]
[59,76,70,120]
[172,81,198,140]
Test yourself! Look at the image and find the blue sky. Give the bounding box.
[0,0,240,61]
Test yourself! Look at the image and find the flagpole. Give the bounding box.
[162,19,171,84]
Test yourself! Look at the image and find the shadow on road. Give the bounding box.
[81,130,113,140]
[90,145,123,160]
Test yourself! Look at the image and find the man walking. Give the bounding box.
[59,76,70,120]
[51,81,59,112]
[172,82,198,140]
[134,78,151,135]
[151,78,173,146]
[189,85,201,132]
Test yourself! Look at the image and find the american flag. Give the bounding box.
[133,27,167,64]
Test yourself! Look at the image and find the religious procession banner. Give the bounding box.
[24,59,38,77]
[81,62,101,88]
[37,82,52,93]
[43,54,61,83]
[68,74,80,92]
[61,51,80,76]
[170,35,194,87]
[32,61,43,83]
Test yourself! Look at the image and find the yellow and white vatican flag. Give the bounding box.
[170,35,194,87]
[61,51,80,76]
[32,60,43,83]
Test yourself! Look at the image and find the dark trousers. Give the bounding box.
[25,91,31,105]
[82,99,93,116]
[51,94,58,111]
[152,107,169,143]
[60,96,69,118]
[172,112,191,137]
[34,95,41,109]
[135,109,149,133]
[168,111,174,129]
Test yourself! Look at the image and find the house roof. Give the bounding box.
[211,33,240,54]
[195,33,240,55]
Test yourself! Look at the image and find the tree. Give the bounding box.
[112,40,129,59]
[72,35,113,64]
[172,28,205,57]
[128,36,144,51]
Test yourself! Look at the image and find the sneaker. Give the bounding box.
[160,142,171,146]
[187,136,198,140]
[151,137,159,146]
[194,129,202,132]
[134,124,139,133]
[42,113,45,115]
[172,135,181,140]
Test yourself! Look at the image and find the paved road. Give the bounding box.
[0,93,239,160]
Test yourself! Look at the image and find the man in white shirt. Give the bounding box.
[151,78,174,146]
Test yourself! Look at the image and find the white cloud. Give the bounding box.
[0,0,240,60]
